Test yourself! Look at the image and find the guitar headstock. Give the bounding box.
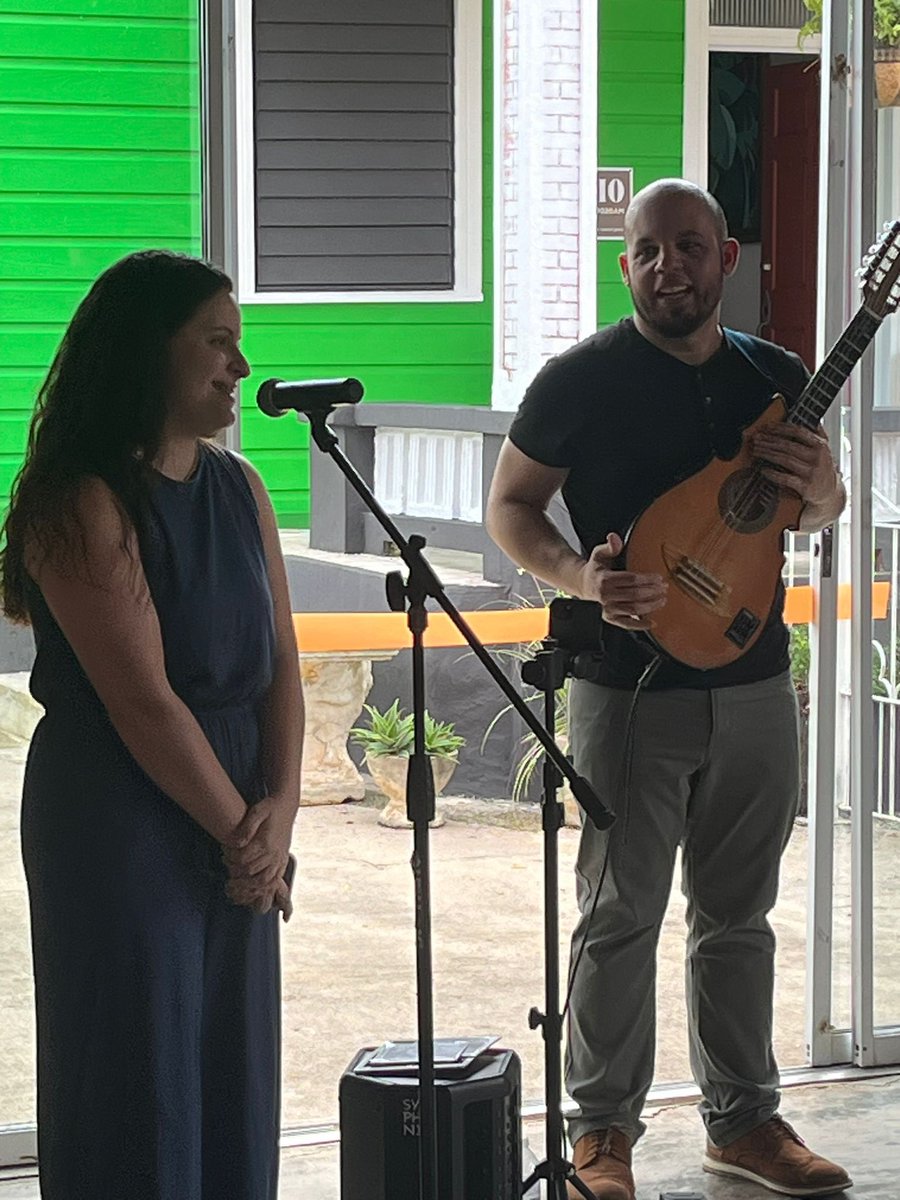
[860,219,900,317]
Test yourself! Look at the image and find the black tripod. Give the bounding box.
[263,380,613,1200]
[520,638,600,1200]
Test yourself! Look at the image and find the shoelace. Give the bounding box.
[768,1115,807,1148]
[584,1129,628,1163]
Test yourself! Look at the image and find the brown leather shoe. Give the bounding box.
[703,1114,852,1196]
[566,1129,635,1200]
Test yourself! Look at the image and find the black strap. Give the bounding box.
[723,327,802,410]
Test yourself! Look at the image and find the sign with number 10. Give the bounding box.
[596,168,633,240]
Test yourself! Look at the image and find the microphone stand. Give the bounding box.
[302,403,614,1200]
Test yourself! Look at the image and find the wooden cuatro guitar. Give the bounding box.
[624,219,900,671]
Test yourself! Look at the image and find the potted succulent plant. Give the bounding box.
[350,700,465,828]
[800,0,900,106]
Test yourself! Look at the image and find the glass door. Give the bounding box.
[807,22,900,1070]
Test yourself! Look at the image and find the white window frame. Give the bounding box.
[233,0,483,305]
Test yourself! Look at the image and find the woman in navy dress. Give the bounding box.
[0,251,304,1199]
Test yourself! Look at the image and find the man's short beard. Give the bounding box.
[632,287,721,340]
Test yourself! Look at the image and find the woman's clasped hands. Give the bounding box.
[222,796,297,921]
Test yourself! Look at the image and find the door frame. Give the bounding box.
[682,2,821,188]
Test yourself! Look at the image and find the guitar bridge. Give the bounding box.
[662,545,729,613]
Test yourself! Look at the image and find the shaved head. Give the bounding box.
[618,177,739,351]
[624,179,728,246]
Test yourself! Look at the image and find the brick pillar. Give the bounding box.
[493,0,591,410]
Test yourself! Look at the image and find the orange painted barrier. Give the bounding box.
[293,584,892,653]
[293,607,549,652]
[782,581,891,624]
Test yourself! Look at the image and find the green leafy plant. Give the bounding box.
[790,623,812,692]
[478,578,573,802]
[799,0,900,46]
[422,712,466,759]
[507,678,571,804]
[790,621,895,698]
[350,701,465,760]
[872,639,900,697]
[880,0,900,43]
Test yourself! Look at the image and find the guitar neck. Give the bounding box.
[788,305,884,430]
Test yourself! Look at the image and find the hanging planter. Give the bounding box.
[875,44,900,107]
[800,1,900,106]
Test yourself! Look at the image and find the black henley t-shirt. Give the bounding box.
[508,317,810,690]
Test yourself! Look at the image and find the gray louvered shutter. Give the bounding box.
[710,0,808,25]
[253,0,455,292]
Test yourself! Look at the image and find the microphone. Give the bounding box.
[256,377,364,418]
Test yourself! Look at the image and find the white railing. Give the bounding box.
[784,529,812,587]
[785,523,900,819]
[874,697,900,818]
[374,428,483,522]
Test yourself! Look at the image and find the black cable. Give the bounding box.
[620,653,663,842]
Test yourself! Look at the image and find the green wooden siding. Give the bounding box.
[241,2,494,529]
[0,0,202,506]
[0,0,492,530]
[598,0,685,326]
[0,0,684,526]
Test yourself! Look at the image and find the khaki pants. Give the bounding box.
[565,671,800,1148]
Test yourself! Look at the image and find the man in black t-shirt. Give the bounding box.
[486,180,849,1200]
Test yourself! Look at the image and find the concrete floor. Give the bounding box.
[3,756,898,1129]
[277,1073,896,1198]
[1,727,899,1196]
[0,1075,895,1197]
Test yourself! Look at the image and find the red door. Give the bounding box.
[759,60,820,371]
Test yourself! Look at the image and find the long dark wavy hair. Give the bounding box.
[1,249,232,623]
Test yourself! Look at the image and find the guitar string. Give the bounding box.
[693,334,869,574]
[690,318,876,580]
[681,309,880,584]
[689,315,872,570]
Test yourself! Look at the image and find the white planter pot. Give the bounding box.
[366,753,457,829]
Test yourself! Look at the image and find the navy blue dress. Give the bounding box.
[21,445,281,1200]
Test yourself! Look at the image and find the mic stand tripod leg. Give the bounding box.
[519,645,594,1200]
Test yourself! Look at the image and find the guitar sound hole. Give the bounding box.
[718,469,779,534]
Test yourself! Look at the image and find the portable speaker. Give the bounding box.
[339,1047,522,1200]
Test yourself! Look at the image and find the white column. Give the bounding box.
[492,0,593,410]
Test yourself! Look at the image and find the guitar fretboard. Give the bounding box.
[789,305,884,430]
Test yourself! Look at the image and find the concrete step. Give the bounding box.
[279,534,510,615]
